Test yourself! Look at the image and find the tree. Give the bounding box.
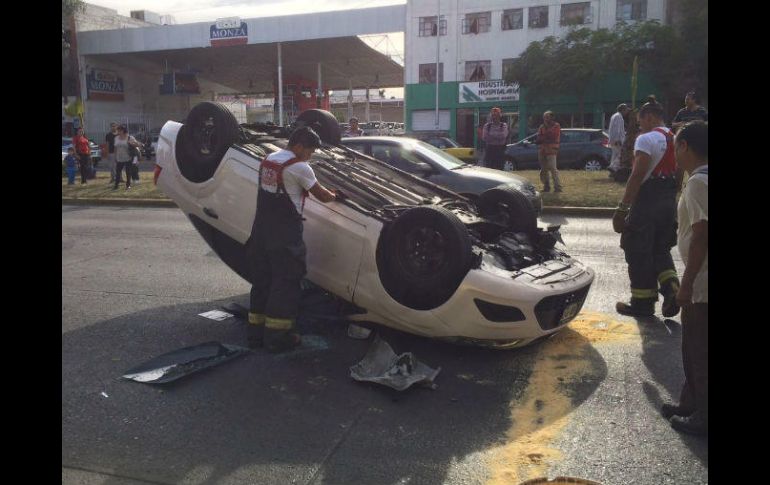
[504,21,692,124]
[62,0,85,101]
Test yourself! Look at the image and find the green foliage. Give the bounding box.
[504,18,706,114]
[62,0,84,19]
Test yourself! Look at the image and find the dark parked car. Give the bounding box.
[505,129,611,171]
[341,136,541,212]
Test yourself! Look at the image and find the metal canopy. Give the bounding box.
[100,36,403,93]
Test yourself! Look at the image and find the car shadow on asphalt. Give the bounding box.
[634,315,708,465]
[62,289,608,485]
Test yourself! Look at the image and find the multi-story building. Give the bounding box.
[405,0,668,145]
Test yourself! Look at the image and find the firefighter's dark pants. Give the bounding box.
[248,228,306,322]
[620,177,678,299]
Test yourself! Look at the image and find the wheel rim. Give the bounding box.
[398,227,448,276]
[584,159,602,171]
[193,117,216,155]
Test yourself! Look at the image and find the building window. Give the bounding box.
[529,6,549,28]
[561,2,592,25]
[617,0,647,21]
[502,58,517,78]
[502,9,524,30]
[419,63,444,84]
[462,12,491,34]
[419,16,447,37]
[465,61,491,82]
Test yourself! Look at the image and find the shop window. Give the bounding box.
[617,0,647,21]
[465,61,491,82]
[561,2,592,26]
[462,12,491,34]
[419,63,444,84]
[529,6,549,28]
[419,16,447,37]
[502,9,524,30]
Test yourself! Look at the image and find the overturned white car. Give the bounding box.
[156,103,594,349]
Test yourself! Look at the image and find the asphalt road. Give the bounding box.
[62,206,707,485]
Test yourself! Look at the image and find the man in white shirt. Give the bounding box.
[246,127,341,353]
[608,104,630,171]
[613,96,682,318]
[661,120,708,436]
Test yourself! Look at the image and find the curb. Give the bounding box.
[63,197,615,216]
[62,198,177,208]
[540,206,615,217]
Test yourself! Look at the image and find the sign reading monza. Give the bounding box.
[210,21,248,47]
[459,80,520,103]
[86,69,124,102]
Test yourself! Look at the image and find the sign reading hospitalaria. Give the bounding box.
[459,80,519,104]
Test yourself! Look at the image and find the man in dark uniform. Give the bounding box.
[613,96,682,318]
[246,127,341,352]
[672,91,708,131]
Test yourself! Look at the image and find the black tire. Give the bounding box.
[477,185,537,234]
[176,102,240,183]
[506,158,519,170]
[377,206,473,310]
[294,109,341,145]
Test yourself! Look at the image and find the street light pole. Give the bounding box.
[435,0,440,129]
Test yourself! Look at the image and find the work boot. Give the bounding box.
[660,280,681,318]
[554,187,563,193]
[661,402,694,420]
[616,298,655,317]
[670,411,708,436]
[264,317,301,353]
[264,328,302,353]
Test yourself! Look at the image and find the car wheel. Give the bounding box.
[582,157,606,171]
[176,102,240,183]
[506,158,519,170]
[377,206,473,311]
[294,109,341,146]
[477,185,538,234]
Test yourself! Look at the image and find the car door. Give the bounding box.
[510,134,539,169]
[556,131,578,168]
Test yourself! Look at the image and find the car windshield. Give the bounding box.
[410,139,467,169]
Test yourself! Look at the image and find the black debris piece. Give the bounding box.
[122,341,249,384]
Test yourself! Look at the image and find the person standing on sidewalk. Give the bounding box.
[112,125,142,190]
[482,107,509,170]
[608,104,630,172]
[535,111,562,192]
[105,122,118,184]
[661,120,708,436]
[73,128,92,185]
[672,92,708,131]
[612,96,681,318]
[64,147,79,185]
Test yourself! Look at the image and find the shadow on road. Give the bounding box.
[635,315,708,465]
[62,290,607,485]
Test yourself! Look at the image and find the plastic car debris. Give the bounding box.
[198,310,234,321]
[350,336,441,391]
[347,323,372,339]
[122,342,249,384]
